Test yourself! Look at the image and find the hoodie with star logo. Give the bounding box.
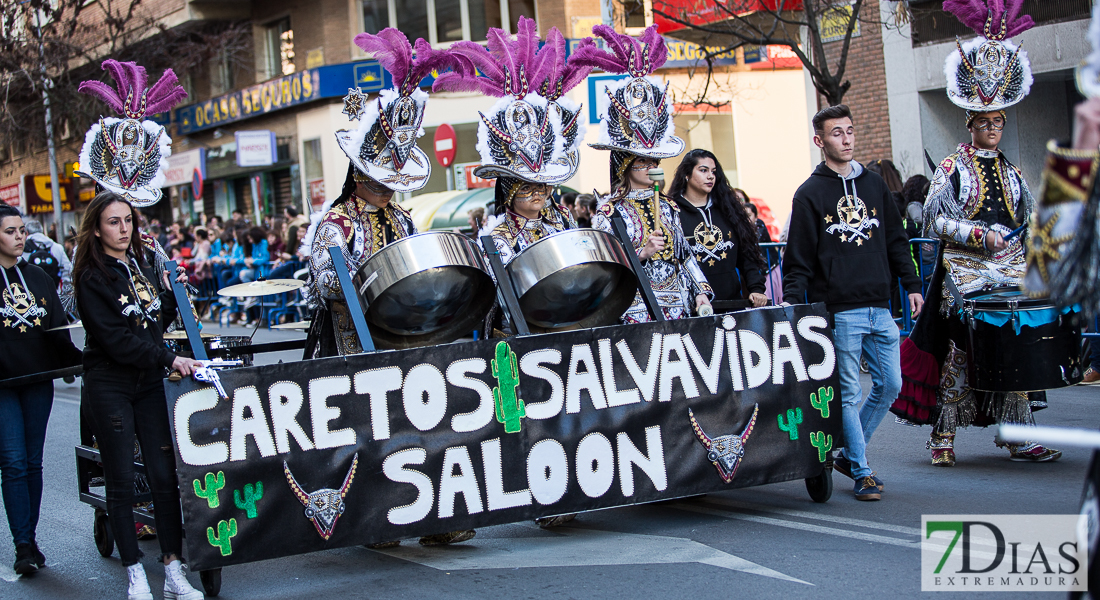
[782,161,921,314]
[0,261,81,380]
[75,254,179,372]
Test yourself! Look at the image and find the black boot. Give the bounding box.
[29,537,45,568]
[13,543,37,575]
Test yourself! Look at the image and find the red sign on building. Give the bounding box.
[309,179,326,207]
[0,183,19,208]
[462,164,492,189]
[22,175,75,215]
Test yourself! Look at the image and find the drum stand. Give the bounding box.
[609,211,665,322]
[328,246,378,353]
[480,235,531,336]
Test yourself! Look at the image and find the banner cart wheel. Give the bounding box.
[200,568,222,596]
[805,452,834,503]
[93,509,114,557]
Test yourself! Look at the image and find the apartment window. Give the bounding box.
[362,0,506,45]
[622,0,646,28]
[362,0,390,35]
[265,18,295,77]
[211,50,234,96]
[506,0,535,32]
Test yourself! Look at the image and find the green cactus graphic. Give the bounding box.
[233,482,263,519]
[206,519,237,556]
[777,408,803,440]
[491,341,526,434]
[810,386,834,418]
[810,431,833,463]
[193,471,225,508]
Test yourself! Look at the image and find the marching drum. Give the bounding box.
[354,231,495,349]
[505,229,637,330]
[963,286,1083,392]
[164,334,254,367]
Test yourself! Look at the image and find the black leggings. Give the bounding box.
[82,367,183,566]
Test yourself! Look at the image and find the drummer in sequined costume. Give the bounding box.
[303,30,448,358]
[572,25,713,323]
[893,0,1060,465]
[302,29,476,548]
[435,19,590,268]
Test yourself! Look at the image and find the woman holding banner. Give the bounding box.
[73,60,205,599]
[0,204,82,576]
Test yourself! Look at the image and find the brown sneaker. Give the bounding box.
[1081,368,1100,385]
[854,477,881,501]
[365,540,400,549]
[419,530,476,546]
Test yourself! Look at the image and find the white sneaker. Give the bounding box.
[164,560,204,600]
[126,563,154,600]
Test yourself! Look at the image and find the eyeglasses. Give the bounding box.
[513,183,552,202]
[972,118,1005,132]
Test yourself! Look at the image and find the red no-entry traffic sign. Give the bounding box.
[434,123,456,168]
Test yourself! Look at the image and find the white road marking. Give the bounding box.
[700,497,922,535]
[670,503,920,548]
[372,525,812,585]
[0,563,19,582]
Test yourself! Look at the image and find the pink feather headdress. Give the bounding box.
[942,0,1034,41]
[78,60,187,120]
[569,24,668,78]
[354,30,458,97]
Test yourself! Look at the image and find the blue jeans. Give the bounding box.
[833,307,902,479]
[0,382,53,546]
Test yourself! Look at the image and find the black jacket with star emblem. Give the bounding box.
[782,161,921,314]
[0,261,81,380]
[673,195,766,302]
[75,254,179,372]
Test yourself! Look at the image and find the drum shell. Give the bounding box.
[164,335,254,367]
[354,231,496,349]
[963,289,1083,392]
[504,229,637,330]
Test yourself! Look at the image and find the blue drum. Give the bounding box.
[962,286,1084,392]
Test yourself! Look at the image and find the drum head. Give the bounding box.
[506,229,638,330]
[962,286,1048,310]
[356,232,496,349]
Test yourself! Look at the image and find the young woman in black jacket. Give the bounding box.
[73,192,204,600]
[669,150,769,310]
[0,204,82,576]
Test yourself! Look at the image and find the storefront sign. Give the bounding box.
[587,73,631,124]
[175,61,394,135]
[453,162,493,191]
[164,148,207,187]
[22,175,74,214]
[309,179,326,207]
[819,0,860,44]
[167,305,842,570]
[235,131,278,168]
[0,183,19,208]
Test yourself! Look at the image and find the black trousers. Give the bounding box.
[82,367,183,566]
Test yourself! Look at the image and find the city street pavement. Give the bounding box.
[2,325,1097,599]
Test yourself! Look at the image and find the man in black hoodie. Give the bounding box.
[783,105,923,501]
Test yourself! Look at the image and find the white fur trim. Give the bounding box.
[335,87,431,193]
[591,76,682,158]
[556,96,588,154]
[944,37,1032,111]
[475,93,573,183]
[478,212,507,239]
[75,117,171,207]
[1078,3,1100,98]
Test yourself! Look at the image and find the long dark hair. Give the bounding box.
[668,149,766,270]
[72,191,147,283]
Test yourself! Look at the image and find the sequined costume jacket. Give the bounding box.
[592,189,713,323]
[485,203,578,266]
[924,143,1033,307]
[307,195,416,356]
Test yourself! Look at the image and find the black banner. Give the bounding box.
[166,304,843,570]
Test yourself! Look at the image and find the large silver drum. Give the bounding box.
[354,231,495,349]
[505,229,637,330]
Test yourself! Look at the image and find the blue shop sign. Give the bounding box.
[174,61,396,135]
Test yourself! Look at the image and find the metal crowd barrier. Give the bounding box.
[754,238,940,337]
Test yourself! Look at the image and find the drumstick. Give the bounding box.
[647,167,665,233]
[1003,223,1027,241]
